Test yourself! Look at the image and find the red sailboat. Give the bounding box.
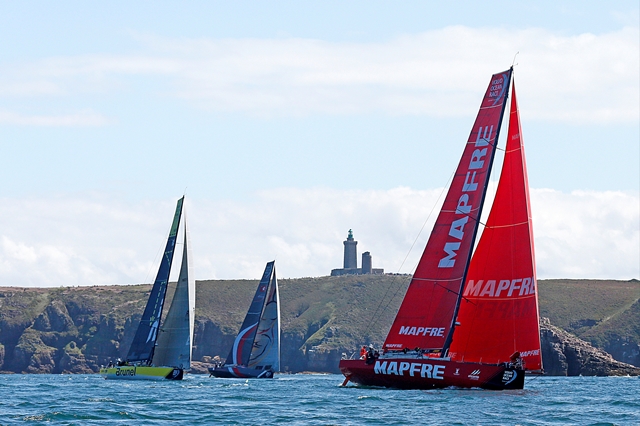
[339,68,542,390]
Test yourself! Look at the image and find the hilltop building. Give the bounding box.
[330,229,384,276]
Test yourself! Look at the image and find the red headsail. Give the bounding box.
[448,81,542,371]
[383,69,513,352]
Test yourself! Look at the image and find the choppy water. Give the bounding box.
[0,374,638,425]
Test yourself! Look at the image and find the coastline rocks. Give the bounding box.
[604,338,640,367]
[540,317,640,376]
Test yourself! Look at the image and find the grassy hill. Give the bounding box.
[0,276,638,373]
[198,273,409,351]
[538,279,640,364]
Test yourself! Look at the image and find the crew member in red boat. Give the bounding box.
[509,352,524,369]
[365,344,379,364]
[360,345,367,359]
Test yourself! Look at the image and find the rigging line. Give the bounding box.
[400,174,455,273]
[143,216,175,287]
[362,274,411,340]
[364,167,457,337]
[527,371,545,381]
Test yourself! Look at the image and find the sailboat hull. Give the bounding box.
[99,366,184,381]
[339,358,524,390]
[208,366,274,379]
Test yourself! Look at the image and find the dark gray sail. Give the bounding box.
[153,217,195,369]
[127,197,183,364]
[225,261,275,366]
[248,263,280,371]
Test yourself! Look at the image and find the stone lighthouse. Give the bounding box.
[330,230,383,276]
[343,229,358,269]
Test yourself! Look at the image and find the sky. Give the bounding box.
[0,1,638,287]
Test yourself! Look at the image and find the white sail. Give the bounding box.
[153,218,195,369]
[248,265,280,372]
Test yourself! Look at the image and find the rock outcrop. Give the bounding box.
[604,338,640,367]
[540,317,640,376]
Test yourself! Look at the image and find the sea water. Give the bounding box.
[0,374,638,425]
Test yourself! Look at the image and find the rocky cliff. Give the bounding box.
[539,318,640,376]
[1,277,639,376]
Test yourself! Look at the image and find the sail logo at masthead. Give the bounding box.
[489,76,506,101]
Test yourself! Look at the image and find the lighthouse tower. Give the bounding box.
[331,229,383,276]
[343,229,358,270]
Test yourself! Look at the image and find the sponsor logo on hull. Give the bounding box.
[100,366,181,381]
[373,360,445,379]
[115,367,136,377]
[502,370,517,385]
[468,369,481,380]
[339,359,524,390]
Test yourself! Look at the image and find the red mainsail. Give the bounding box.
[448,82,542,371]
[383,69,513,352]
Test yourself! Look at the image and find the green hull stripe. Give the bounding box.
[99,366,178,380]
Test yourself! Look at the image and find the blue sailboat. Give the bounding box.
[209,261,280,379]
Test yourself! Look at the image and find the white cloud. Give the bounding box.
[532,189,639,279]
[1,26,637,123]
[0,188,637,288]
[0,109,110,126]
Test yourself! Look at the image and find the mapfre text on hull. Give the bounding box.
[340,358,524,390]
